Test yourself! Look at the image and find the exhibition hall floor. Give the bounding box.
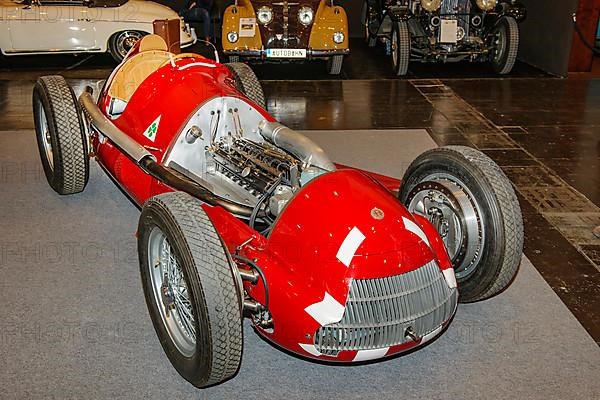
[0,51,599,398]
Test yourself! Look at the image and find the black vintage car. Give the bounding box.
[362,0,526,76]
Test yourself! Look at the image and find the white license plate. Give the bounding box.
[266,48,307,58]
[440,19,458,43]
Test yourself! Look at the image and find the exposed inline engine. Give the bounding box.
[209,136,301,218]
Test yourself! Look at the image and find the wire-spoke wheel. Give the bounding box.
[139,192,243,388]
[147,227,197,357]
[399,146,523,302]
[109,30,145,63]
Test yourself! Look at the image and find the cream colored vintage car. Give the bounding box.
[0,0,196,62]
[222,0,349,74]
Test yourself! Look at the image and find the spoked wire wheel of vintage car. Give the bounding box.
[490,16,519,75]
[138,192,243,388]
[109,31,145,63]
[327,55,344,75]
[392,20,410,76]
[399,146,523,302]
[225,62,266,109]
[361,1,378,47]
[32,75,89,195]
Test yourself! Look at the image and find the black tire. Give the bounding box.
[108,30,145,63]
[138,192,243,388]
[361,1,377,47]
[32,75,89,195]
[392,20,410,76]
[490,16,519,75]
[326,55,344,75]
[225,62,266,109]
[399,146,523,302]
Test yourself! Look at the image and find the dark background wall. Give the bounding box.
[519,0,579,76]
[160,0,580,76]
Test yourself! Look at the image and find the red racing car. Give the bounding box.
[32,34,523,388]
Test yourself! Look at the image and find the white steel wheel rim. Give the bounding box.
[148,227,196,357]
[116,31,143,59]
[37,102,53,171]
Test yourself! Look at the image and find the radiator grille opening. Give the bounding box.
[314,261,457,356]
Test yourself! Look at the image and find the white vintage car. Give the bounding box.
[0,0,196,62]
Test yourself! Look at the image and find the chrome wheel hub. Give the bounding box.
[406,174,485,279]
[116,31,143,58]
[148,227,196,357]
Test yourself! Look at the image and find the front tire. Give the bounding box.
[108,30,145,63]
[490,16,519,75]
[399,146,523,302]
[225,62,266,109]
[392,20,410,76]
[32,75,89,195]
[138,192,243,388]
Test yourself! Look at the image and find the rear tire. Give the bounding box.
[326,55,344,75]
[392,20,410,76]
[138,192,243,388]
[225,62,266,109]
[490,16,519,75]
[399,146,523,302]
[32,75,89,195]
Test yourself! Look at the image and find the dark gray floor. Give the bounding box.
[1,129,599,399]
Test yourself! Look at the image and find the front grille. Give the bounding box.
[314,260,457,356]
[264,2,303,48]
[440,0,471,40]
[440,0,471,14]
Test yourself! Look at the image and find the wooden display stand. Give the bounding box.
[153,19,181,54]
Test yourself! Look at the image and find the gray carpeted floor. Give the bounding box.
[1,129,599,400]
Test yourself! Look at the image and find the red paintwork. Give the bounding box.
[92,49,456,362]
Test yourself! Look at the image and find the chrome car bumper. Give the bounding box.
[223,48,349,59]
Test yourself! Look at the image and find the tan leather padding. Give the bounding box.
[138,34,168,52]
[108,50,172,103]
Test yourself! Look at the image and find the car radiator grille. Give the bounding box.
[441,0,471,15]
[314,260,458,356]
[265,3,302,48]
[441,0,471,39]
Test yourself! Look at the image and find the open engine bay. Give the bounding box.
[165,96,333,225]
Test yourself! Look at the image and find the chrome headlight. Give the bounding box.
[257,6,273,25]
[476,0,497,11]
[298,6,314,26]
[227,31,238,43]
[421,0,442,12]
[333,32,344,44]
